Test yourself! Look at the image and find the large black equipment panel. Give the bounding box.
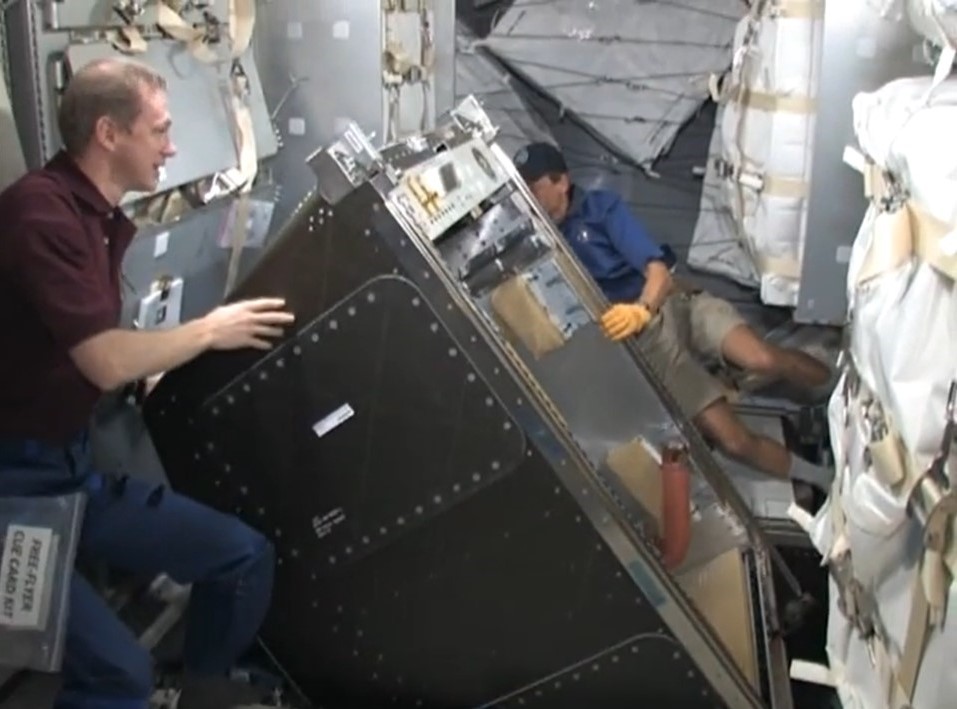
[144,105,780,709]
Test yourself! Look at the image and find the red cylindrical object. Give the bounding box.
[659,441,692,569]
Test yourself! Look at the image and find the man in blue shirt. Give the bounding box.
[514,142,832,491]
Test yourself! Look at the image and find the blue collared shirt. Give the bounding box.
[558,186,666,303]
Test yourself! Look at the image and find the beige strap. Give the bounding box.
[722,84,817,114]
[854,206,911,285]
[855,201,957,285]
[910,204,957,280]
[895,492,955,702]
[862,162,893,202]
[155,3,217,62]
[868,431,908,487]
[772,0,825,19]
[716,160,809,200]
[111,25,149,55]
[110,0,254,63]
[762,174,808,198]
[752,253,801,280]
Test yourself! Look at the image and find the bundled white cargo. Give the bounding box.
[800,75,957,709]
[907,0,957,48]
[688,0,824,307]
[870,0,957,49]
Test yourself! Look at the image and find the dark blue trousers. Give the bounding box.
[0,434,275,709]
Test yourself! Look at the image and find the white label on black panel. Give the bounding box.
[313,403,355,439]
[0,524,54,629]
[312,507,346,540]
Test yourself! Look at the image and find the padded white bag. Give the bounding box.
[689,0,824,306]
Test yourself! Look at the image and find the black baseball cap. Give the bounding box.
[513,142,567,183]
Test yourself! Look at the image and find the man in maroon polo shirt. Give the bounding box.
[0,59,293,708]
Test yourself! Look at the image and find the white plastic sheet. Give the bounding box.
[688,2,824,307]
[802,75,957,709]
[479,0,743,167]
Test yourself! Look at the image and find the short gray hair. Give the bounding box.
[57,58,167,156]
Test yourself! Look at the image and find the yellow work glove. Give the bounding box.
[599,303,653,341]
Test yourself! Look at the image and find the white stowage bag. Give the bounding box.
[906,0,957,48]
[687,2,824,307]
[803,75,957,709]
[873,0,957,48]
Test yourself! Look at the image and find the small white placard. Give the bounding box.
[0,524,54,629]
[312,507,346,540]
[332,20,350,40]
[154,231,169,258]
[841,145,866,174]
[287,21,303,40]
[835,245,852,264]
[288,117,306,136]
[313,403,355,439]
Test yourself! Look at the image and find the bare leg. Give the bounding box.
[695,399,833,489]
[694,399,792,479]
[720,324,831,389]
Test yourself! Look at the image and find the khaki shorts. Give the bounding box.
[635,291,745,418]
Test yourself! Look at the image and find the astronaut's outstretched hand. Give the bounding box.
[599,303,652,342]
[203,298,296,351]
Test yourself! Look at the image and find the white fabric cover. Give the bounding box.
[817,382,957,709]
[907,0,957,47]
[478,0,742,167]
[688,3,824,306]
[802,75,957,709]
[871,0,957,47]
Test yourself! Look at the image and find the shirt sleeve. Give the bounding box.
[601,193,665,273]
[6,190,117,351]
